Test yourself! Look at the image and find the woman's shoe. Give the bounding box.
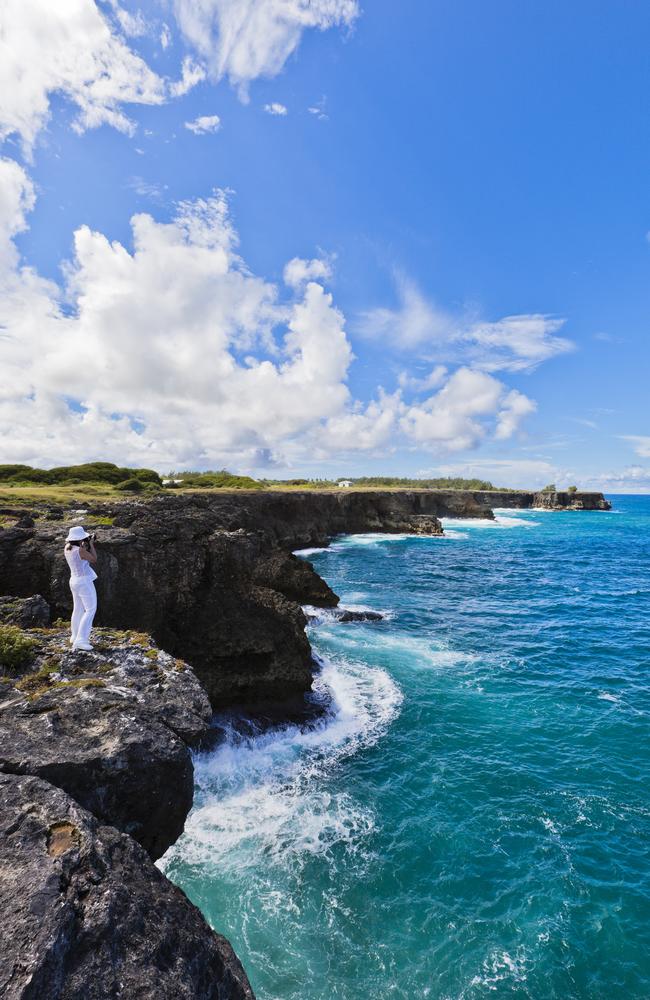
[73,641,93,651]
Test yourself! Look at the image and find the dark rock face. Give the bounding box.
[0,772,255,1000]
[253,550,339,607]
[471,489,611,511]
[0,594,50,627]
[336,608,385,623]
[0,488,609,711]
[0,629,212,859]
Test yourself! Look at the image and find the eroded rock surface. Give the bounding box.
[0,489,609,711]
[0,628,212,858]
[0,771,254,1000]
[0,594,50,627]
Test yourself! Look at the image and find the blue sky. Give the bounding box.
[1,0,649,488]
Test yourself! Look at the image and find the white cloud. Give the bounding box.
[0,169,541,469]
[127,176,168,199]
[283,256,333,289]
[172,0,359,98]
[264,102,288,116]
[0,158,36,268]
[184,114,221,135]
[620,435,650,458]
[398,366,448,392]
[359,273,455,349]
[0,0,167,151]
[359,273,575,373]
[106,2,148,38]
[400,368,535,452]
[466,314,574,372]
[169,56,206,97]
[592,465,650,492]
[431,458,571,490]
[308,98,328,120]
[160,24,171,49]
[495,389,537,440]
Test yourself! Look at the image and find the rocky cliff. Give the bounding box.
[0,488,610,711]
[0,619,254,999]
[471,489,611,511]
[0,487,610,997]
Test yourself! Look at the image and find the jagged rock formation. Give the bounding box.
[0,627,212,857]
[0,772,254,1000]
[471,489,611,511]
[0,594,50,627]
[0,626,254,1000]
[0,488,610,997]
[0,489,609,711]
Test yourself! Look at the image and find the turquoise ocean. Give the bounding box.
[162,496,650,999]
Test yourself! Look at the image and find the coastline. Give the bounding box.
[0,489,610,997]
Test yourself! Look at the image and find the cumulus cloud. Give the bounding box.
[0,0,167,151]
[0,1,356,152]
[593,465,650,492]
[431,459,572,490]
[400,368,534,452]
[184,114,221,134]
[0,165,540,469]
[360,272,575,373]
[172,0,359,98]
[264,102,288,116]
[283,256,333,289]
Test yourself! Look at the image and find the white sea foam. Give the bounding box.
[293,546,328,557]
[329,532,411,548]
[440,513,540,530]
[468,948,529,991]
[321,627,479,673]
[160,657,402,875]
[598,691,620,704]
[303,603,394,626]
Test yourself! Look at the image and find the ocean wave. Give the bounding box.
[328,532,446,550]
[303,603,394,625]
[440,514,540,530]
[293,546,328,557]
[161,656,402,875]
[318,627,479,673]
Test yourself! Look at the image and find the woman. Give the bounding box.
[64,526,98,651]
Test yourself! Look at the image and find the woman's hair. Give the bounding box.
[66,540,84,549]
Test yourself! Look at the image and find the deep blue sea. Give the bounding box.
[162,495,650,999]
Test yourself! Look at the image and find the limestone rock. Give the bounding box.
[0,771,255,1000]
[0,629,212,859]
[0,594,50,627]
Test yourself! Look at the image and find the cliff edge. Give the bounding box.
[0,619,255,1000]
[0,488,609,711]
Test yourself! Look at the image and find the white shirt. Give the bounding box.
[65,544,97,583]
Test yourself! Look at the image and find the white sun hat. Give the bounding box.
[66,525,89,542]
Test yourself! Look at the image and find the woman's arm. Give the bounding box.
[79,536,98,565]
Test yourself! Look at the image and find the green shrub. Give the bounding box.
[168,469,262,490]
[115,478,145,493]
[0,462,162,487]
[0,625,38,672]
[567,485,578,493]
[541,483,557,492]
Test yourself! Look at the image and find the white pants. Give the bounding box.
[70,578,97,645]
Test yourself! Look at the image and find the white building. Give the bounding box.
[337,480,353,488]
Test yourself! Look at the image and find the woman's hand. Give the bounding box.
[80,534,98,564]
